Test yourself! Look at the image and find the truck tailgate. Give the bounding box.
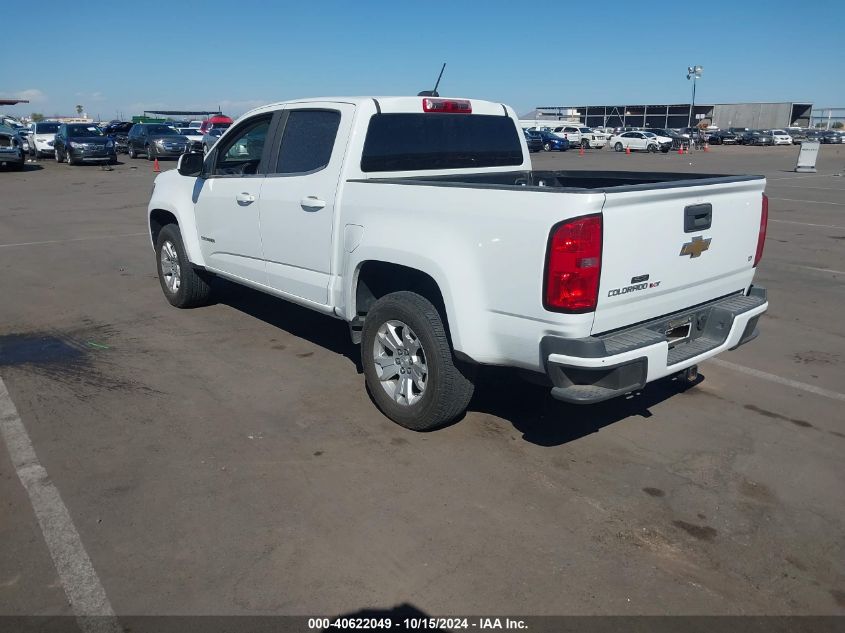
[592,177,766,335]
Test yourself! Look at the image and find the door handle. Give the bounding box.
[300,196,326,211]
[236,192,255,205]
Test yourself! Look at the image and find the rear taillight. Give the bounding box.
[753,193,768,267]
[544,214,603,312]
[422,98,472,113]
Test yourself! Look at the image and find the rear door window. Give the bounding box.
[273,110,341,175]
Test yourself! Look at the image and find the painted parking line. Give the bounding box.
[706,358,845,402]
[0,232,148,249]
[766,174,840,181]
[0,377,121,633]
[769,219,845,230]
[768,197,845,207]
[767,184,845,191]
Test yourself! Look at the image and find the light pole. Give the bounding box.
[687,65,702,129]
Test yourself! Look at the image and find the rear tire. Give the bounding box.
[155,224,212,308]
[128,145,136,159]
[543,142,551,151]
[361,291,475,431]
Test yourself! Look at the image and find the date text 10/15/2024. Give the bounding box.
[308,617,528,630]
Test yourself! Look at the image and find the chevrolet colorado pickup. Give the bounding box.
[147,96,768,430]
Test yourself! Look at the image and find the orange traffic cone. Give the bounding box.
[625,146,631,155]
[153,158,161,173]
[703,143,709,152]
[579,146,585,156]
[678,146,684,155]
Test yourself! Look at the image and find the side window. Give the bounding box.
[274,110,341,175]
[565,127,577,133]
[212,114,271,176]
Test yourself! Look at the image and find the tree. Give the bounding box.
[31,112,44,122]
[75,104,83,116]
[832,121,844,129]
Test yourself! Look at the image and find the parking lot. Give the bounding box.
[1,144,844,622]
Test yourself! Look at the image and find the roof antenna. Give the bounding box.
[418,63,446,97]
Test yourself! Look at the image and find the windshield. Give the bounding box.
[36,122,60,134]
[147,125,179,135]
[643,132,656,137]
[579,128,592,133]
[67,125,104,137]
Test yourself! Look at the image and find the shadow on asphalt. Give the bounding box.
[213,279,699,446]
[213,278,364,372]
[2,163,43,172]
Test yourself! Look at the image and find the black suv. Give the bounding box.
[127,124,189,160]
[53,123,117,165]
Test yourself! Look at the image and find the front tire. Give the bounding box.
[155,224,212,308]
[581,139,589,149]
[128,145,136,159]
[361,291,475,431]
[146,144,154,161]
[614,142,623,152]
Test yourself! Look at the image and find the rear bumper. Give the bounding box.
[542,286,768,404]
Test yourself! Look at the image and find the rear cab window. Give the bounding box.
[360,113,523,172]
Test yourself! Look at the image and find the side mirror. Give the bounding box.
[178,152,204,177]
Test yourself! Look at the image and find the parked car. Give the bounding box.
[549,124,607,149]
[198,114,233,135]
[176,128,204,153]
[16,128,31,154]
[707,130,738,145]
[28,120,60,157]
[727,128,750,143]
[53,123,117,165]
[127,124,189,160]
[536,130,570,151]
[768,129,793,145]
[0,124,26,170]
[101,121,134,154]
[523,129,543,153]
[642,131,673,152]
[610,131,663,152]
[787,129,807,144]
[820,130,844,144]
[148,95,768,430]
[742,130,774,146]
[202,127,227,154]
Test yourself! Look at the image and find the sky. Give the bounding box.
[1,0,842,121]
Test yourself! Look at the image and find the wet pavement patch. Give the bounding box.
[0,334,87,367]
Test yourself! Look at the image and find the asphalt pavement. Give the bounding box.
[0,144,843,623]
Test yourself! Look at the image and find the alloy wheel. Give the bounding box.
[372,320,428,406]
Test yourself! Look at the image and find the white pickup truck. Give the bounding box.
[147,96,769,430]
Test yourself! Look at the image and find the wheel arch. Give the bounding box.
[349,259,467,358]
[147,198,206,267]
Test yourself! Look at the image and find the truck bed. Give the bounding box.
[357,170,763,192]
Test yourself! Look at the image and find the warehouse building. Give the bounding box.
[522,102,813,129]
